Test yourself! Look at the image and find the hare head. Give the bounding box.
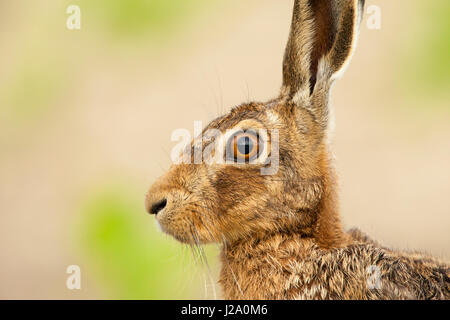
[146,0,365,248]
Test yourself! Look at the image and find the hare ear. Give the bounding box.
[282,0,365,100]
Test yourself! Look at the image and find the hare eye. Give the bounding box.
[227,131,261,162]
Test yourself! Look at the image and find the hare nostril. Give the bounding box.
[150,198,167,215]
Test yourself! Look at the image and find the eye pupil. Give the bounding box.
[237,136,253,155]
[227,130,263,162]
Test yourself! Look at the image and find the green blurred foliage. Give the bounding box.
[419,1,450,90]
[77,187,219,299]
[79,0,213,40]
[404,1,450,97]
[2,0,214,125]
[0,4,70,125]
[1,56,66,122]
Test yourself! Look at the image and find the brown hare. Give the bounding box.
[146,0,449,299]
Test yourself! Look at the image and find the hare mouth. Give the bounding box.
[154,209,195,243]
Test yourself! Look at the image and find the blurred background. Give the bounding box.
[0,0,449,299]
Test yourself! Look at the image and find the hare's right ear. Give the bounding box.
[281,0,365,104]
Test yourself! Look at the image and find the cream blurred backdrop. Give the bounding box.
[0,0,449,299]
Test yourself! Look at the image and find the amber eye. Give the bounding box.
[227,131,262,162]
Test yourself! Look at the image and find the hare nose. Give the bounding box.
[149,198,167,215]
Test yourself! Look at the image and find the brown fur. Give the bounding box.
[146,0,449,299]
[220,230,449,299]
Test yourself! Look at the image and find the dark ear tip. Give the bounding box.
[359,0,366,11]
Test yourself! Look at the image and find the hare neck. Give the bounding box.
[219,227,351,299]
[311,162,350,248]
[303,144,350,248]
[218,232,317,299]
[219,179,351,299]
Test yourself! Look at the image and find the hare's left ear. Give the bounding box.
[282,0,365,102]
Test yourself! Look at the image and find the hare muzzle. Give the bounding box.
[145,164,222,244]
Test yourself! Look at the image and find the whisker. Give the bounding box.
[194,215,218,300]
[189,221,215,299]
[222,236,245,299]
[190,215,219,300]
